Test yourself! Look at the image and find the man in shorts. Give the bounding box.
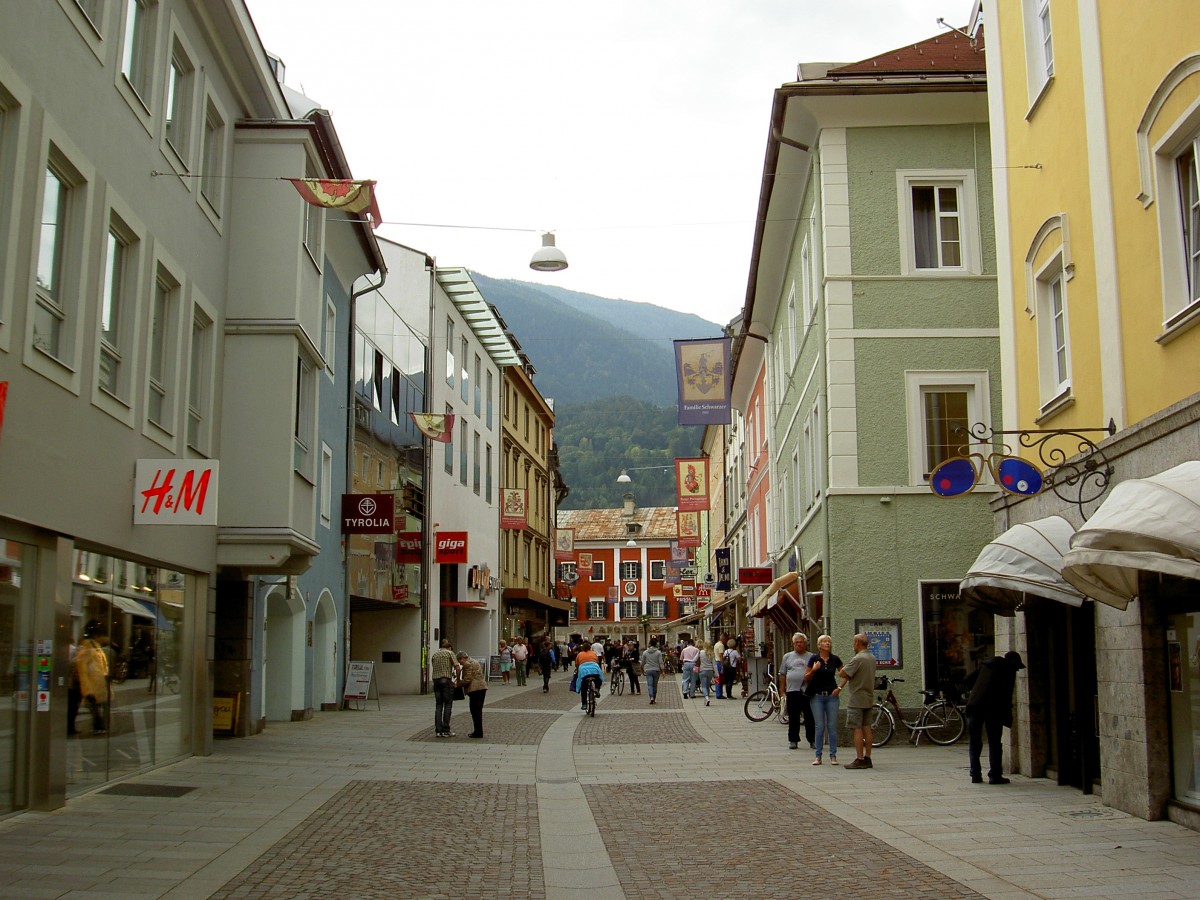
[838,632,877,769]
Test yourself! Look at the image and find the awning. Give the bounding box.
[748,572,798,618]
[1062,460,1200,609]
[959,516,1087,616]
[441,601,488,608]
[112,596,155,619]
[504,588,571,612]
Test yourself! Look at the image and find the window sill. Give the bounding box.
[1025,75,1054,121]
[1036,389,1075,424]
[1157,300,1200,345]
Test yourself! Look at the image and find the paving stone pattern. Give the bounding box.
[409,712,559,745]
[210,781,544,899]
[573,711,704,746]
[583,780,985,899]
[487,686,583,711]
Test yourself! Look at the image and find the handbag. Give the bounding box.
[453,684,465,700]
[569,671,578,693]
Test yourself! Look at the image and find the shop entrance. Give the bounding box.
[1032,601,1100,793]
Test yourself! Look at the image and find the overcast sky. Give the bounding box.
[246,0,974,327]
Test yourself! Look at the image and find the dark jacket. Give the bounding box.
[963,656,1020,727]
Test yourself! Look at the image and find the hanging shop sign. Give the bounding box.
[677,511,701,548]
[715,548,732,591]
[395,531,422,564]
[577,552,593,575]
[738,567,772,585]
[341,493,394,534]
[554,528,575,562]
[435,531,469,564]
[135,460,219,525]
[500,488,528,530]
[675,457,711,511]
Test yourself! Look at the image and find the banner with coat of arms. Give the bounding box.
[500,488,527,530]
[674,338,731,425]
[675,457,710,511]
[409,413,455,443]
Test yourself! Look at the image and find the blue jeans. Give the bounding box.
[811,693,840,759]
[682,663,696,696]
[433,677,454,734]
[698,669,713,699]
[645,670,660,700]
[715,661,724,698]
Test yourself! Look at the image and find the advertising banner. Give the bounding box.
[676,510,701,547]
[554,528,575,562]
[715,548,732,591]
[434,531,468,564]
[738,566,773,585]
[135,460,219,525]
[500,488,528,530]
[674,337,731,425]
[340,493,394,534]
[578,552,593,574]
[395,531,422,564]
[675,457,710,511]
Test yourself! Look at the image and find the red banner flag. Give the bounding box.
[500,488,528,530]
[675,457,710,511]
[287,178,382,229]
[410,413,455,443]
[0,381,7,446]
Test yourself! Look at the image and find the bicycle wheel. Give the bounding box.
[744,690,773,722]
[924,701,965,745]
[870,703,895,747]
[617,673,625,696]
[587,681,596,717]
[610,673,618,695]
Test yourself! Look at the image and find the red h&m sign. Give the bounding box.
[395,531,422,564]
[435,531,468,564]
[134,460,219,525]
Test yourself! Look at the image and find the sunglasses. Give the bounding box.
[929,452,1044,498]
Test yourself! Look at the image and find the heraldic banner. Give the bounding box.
[674,338,731,425]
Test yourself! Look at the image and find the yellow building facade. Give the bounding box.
[980,0,1200,826]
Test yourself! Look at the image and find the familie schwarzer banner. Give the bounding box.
[675,457,710,511]
[674,338,731,425]
[500,488,527,530]
[554,528,575,562]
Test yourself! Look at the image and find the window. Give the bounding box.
[199,100,224,212]
[390,367,401,425]
[621,600,640,620]
[590,560,606,582]
[792,448,803,524]
[444,404,454,473]
[588,600,607,620]
[485,443,493,503]
[649,599,667,618]
[1035,262,1071,409]
[119,0,154,102]
[146,266,178,430]
[302,158,322,263]
[34,155,84,361]
[473,355,481,416]
[558,562,577,582]
[460,337,468,402]
[787,280,798,341]
[621,561,641,580]
[803,404,822,508]
[486,370,494,428]
[801,235,815,325]
[320,444,333,527]
[905,371,989,485]
[164,39,194,164]
[1174,139,1200,325]
[473,431,481,494]
[650,560,665,581]
[897,171,980,275]
[445,318,454,386]
[294,356,315,474]
[323,297,337,381]
[75,0,102,27]
[97,219,136,400]
[187,308,212,451]
[459,419,467,485]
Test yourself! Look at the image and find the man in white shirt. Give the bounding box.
[511,637,529,686]
[780,632,816,749]
[713,635,726,698]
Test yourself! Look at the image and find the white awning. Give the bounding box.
[112,595,155,619]
[1062,460,1200,609]
[747,572,797,617]
[959,516,1087,616]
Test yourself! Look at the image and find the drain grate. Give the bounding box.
[535,776,578,784]
[1060,807,1121,819]
[99,783,196,798]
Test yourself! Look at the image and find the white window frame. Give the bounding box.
[904,371,990,486]
[801,237,815,326]
[621,600,640,620]
[588,600,607,621]
[198,93,226,224]
[650,559,665,581]
[186,299,214,453]
[116,0,158,126]
[0,74,26,355]
[1034,257,1072,414]
[323,295,337,382]
[472,430,481,495]
[95,204,143,413]
[1022,0,1055,110]
[294,353,316,480]
[1151,100,1200,340]
[320,443,333,528]
[621,561,641,581]
[161,29,197,173]
[55,0,107,60]
[590,560,606,582]
[445,318,454,386]
[896,170,981,276]
[301,156,323,269]
[144,256,182,446]
[649,599,667,618]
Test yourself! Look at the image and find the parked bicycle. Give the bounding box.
[609,661,625,696]
[870,675,964,747]
[744,664,791,725]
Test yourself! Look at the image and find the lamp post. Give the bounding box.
[616,465,673,484]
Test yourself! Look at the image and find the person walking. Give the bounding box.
[838,633,878,770]
[696,641,716,705]
[722,640,741,701]
[512,637,528,686]
[805,634,842,765]
[537,640,555,693]
[641,639,665,704]
[430,639,458,738]
[713,635,726,699]
[456,652,487,738]
[498,640,513,684]
[781,632,816,750]
[623,641,641,695]
[679,638,700,698]
[963,650,1025,784]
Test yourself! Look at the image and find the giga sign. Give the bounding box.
[434,531,468,564]
[341,494,394,534]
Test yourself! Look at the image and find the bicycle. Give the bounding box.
[584,675,597,716]
[609,663,625,696]
[869,675,964,747]
[743,664,791,724]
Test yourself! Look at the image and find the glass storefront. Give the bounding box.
[1168,611,1200,806]
[68,550,188,795]
[920,581,995,695]
[0,539,36,815]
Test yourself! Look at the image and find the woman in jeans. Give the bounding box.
[804,635,843,765]
[640,639,665,704]
[456,652,488,738]
[696,640,717,706]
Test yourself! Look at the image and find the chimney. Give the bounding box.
[622,492,636,517]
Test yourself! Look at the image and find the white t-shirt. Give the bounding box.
[781,650,815,693]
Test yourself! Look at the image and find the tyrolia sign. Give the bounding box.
[341,494,394,534]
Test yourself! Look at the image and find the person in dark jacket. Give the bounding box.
[538,640,555,693]
[963,650,1025,785]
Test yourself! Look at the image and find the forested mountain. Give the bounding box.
[470,273,724,510]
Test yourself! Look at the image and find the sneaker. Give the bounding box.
[844,758,869,769]
[989,776,1010,785]
[446,732,456,738]
[971,775,983,783]
[811,758,822,766]
[788,742,798,750]
[830,757,839,766]
[434,732,446,738]
[705,699,710,706]
[863,757,873,768]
